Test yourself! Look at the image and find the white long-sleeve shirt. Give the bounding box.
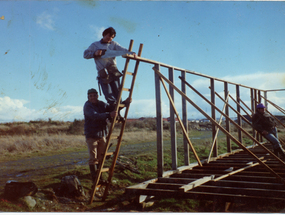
[83,39,129,72]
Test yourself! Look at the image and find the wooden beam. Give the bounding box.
[179,175,215,192]
[210,78,218,157]
[181,70,190,165]
[154,64,164,177]
[224,82,231,153]
[213,159,267,182]
[168,67,177,170]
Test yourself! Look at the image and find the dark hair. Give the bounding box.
[102,27,116,37]
[88,88,98,95]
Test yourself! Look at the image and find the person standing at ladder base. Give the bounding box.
[83,88,118,183]
[83,27,136,122]
[252,103,285,159]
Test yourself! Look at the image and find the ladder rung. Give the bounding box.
[110,135,119,140]
[101,168,109,173]
[119,104,125,108]
[123,88,130,92]
[106,152,114,156]
[126,71,133,75]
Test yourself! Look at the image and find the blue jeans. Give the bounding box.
[264,127,282,150]
[98,77,120,105]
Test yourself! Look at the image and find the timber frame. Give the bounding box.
[122,45,285,205]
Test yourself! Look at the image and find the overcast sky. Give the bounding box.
[1,1,285,122]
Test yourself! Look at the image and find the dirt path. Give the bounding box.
[0,151,89,192]
[0,140,158,192]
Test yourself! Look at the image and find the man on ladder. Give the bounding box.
[83,27,136,122]
[83,88,117,184]
[83,88,131,183]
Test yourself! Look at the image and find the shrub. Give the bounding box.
[67,119,84,135]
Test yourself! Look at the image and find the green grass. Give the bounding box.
[1,120,285,212]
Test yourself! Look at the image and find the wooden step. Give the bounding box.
[119,104,125,108]
[125,71,133,75]
[101,168,109,173]
[123,88,130,92]
[110,135,119,140]
[106,152,114,156]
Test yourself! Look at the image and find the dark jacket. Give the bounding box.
[83,100,112,139]
[252,112,276,133]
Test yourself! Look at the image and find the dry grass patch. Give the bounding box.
[0,134,85,160]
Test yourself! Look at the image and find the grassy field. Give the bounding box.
[0,119,285,212]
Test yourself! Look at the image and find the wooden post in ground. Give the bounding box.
[168,67,177,170]
[224,82,231,153]
[181,70,189,165]
[154,64,164,177]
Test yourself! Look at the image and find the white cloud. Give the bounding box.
[0,97,34,122]
[127,99,169,118]
[189,72,285,117]
[0,96,82,122]
[89,25,105,40]
[36,11,56,31]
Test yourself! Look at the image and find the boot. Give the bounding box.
[89,164,109,185]
[89,164,97,181]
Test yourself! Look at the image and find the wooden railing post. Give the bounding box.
[154,64,163,177]
[236,85,242,143]
[169,67,177,170]
[224,82,231,152]
[181,70,189,165]
[210,78,217,157]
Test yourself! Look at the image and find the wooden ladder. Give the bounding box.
[89,40,143,204]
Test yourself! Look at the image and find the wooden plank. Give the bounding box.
[236,85,242,143]
[210,78,218,157]
[170,173,280,183]
[224,82,231,152]
[179,175,215,192]
[126,178,158,190]
[213,161,263,182]
[124,187,285,204]
[192,185,285,198]
[147,183,182,190]
[159,177,285,190]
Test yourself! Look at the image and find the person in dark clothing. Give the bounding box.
[83,88,118,182]
[252,103,285,159]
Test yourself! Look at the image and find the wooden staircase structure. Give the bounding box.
[122,54,285,206]
[88,39,285,206]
